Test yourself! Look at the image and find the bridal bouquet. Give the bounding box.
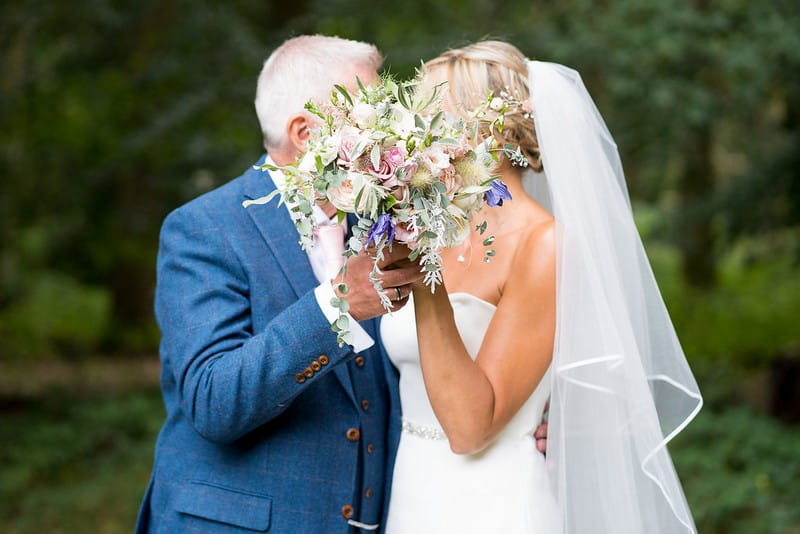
[244,75,522,345]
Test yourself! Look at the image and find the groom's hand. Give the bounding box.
[333,245,423,321]
[534,401,549,454]
[534,422,548,454]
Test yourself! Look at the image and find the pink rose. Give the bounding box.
[368,157,395,182]
[385,146,405,168]
[398,160,417,184]
[439,165,462,197]
[390,184,410,205]
[368,147,406,187]
[337,126,362,167]
[446,134,471,159]
[393,219,420,249]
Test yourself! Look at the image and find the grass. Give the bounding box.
[0,359,798,533]
[0,384,163,533]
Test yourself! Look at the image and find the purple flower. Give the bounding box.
[484,179,512,207]
[367,213,395,246]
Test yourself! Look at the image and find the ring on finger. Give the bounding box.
[393,286,403,301]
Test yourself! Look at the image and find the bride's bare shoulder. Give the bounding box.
[510,202,556,280]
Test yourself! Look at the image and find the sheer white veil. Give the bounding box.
[524,60,703,533]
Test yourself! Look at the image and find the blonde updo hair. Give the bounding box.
[423,40,542,172]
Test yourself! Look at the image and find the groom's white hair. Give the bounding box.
[255,35,383,150]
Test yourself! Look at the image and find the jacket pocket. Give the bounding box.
[174,480,272,531]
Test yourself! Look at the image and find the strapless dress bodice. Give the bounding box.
[381,292,561,533]
[381,292,551,439]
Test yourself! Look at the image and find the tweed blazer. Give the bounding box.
[136,155,401,533]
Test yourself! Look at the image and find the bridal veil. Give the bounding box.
[524,60,703,533]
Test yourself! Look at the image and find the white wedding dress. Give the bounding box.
[381,292,562,533]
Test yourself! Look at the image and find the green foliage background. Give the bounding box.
[1,0,798,532]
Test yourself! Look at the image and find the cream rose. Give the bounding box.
[327,178,356,212]
[351,102,378,129]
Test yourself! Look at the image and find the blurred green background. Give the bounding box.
[1,0,799,532]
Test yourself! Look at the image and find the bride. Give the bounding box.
[381,41,703,533]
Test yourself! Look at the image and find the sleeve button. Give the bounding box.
[311,361,322,372]
[295,373,306,384]
[319,355,330,365]
[303,367,314,378]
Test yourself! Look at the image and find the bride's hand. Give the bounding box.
[383,245,431,292]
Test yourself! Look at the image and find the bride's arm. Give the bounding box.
[412,220,556,455]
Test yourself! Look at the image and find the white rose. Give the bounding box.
[351,102,378,129]
[489,97,505,111]
[298,151,316,172]
[444,215,471,248]
[327,178,356,212]
[452,193,482,214]
[389,105,416,137]
[318,134,341,165]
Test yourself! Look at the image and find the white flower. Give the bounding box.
[298,151,317,173]
[318,134,341,165]
[452,193,482,214]
[489,97,505,111]
[351,102,378,129]
[444,210,471,247]
[328,177,356,212]
[389,104,416,137]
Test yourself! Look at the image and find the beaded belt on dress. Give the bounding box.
[401,418,447,440]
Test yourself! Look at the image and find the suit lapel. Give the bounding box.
[242,156,356,404]
[242,160,318,298]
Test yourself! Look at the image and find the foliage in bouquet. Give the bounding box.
[244,74,522,345]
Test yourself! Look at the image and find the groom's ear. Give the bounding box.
[286,113,312,156]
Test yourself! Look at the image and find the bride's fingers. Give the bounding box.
[535,438,547,454]
[377,244,413,268]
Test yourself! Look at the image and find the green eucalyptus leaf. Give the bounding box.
[356,76,368,98]
[334,84,354,106]
[336,315,350,330]
[370,143,381,170]
[242,189,280,208]
[349,236,363,252]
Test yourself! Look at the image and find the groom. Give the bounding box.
[135,35,423,533]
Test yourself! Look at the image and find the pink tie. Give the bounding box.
[315,223,346,280]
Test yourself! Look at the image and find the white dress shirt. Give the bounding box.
[265,157,375,353]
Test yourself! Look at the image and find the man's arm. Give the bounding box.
[156,206,353,444]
